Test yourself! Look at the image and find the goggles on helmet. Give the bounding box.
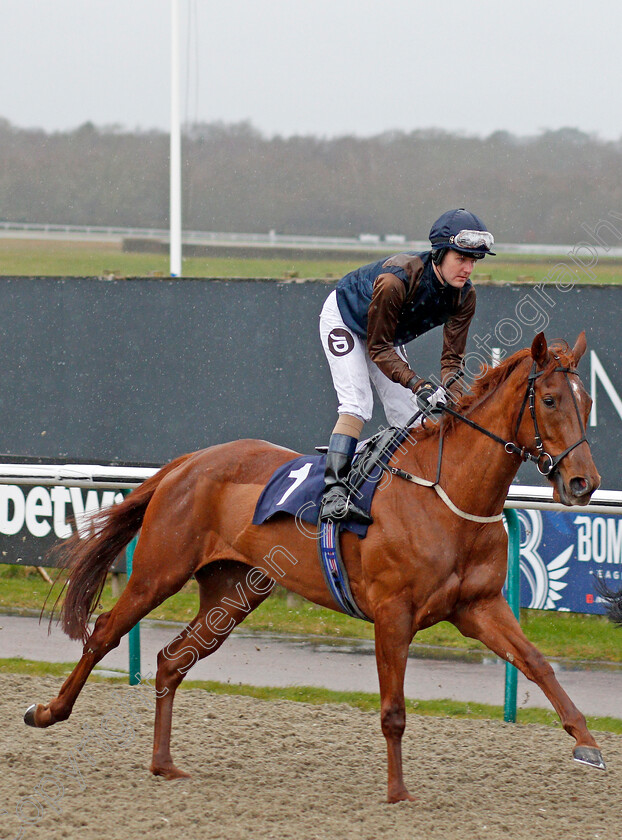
[449,230,495,251]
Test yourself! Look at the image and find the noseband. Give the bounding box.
[441,356,589,478]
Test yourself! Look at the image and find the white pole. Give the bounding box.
[170,0,182,276]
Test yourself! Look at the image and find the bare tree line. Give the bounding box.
[1,118,621,243]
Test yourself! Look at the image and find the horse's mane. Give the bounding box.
[414,340,576,440]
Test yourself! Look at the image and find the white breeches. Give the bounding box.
[319,290,417,427]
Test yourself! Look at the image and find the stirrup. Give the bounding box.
[320,491,373,526]
[319,488,349,522]
[345,502,374,526]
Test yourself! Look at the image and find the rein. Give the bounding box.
[389,356,589,524]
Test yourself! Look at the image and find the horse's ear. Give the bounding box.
[531,332,548,368]
[572,331,587,365]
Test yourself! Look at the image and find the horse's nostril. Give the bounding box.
[569,476,589,496]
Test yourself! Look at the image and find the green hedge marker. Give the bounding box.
[503,508,521,722]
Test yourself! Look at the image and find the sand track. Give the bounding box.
[1,674,619,840]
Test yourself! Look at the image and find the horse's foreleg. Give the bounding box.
[374,598,416,803]
[150,561,273,780]
[453,595,605,769]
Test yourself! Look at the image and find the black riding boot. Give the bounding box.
[319,434,373,526]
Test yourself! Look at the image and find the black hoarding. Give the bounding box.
[0,275,620,577]
[0,275,619,484]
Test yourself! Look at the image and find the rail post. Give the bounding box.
[121,489,142,686]
[503,508,521,722]
[125,534,141,685]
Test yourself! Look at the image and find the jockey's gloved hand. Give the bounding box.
[414,381,449,413]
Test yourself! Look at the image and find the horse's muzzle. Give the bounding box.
[552,471,600,506]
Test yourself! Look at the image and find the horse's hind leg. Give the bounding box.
[150,560,273,780]
[25,546,196,729]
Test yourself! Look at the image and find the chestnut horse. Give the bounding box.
[25,332,604,803]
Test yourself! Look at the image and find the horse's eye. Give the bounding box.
[543,396,555,407]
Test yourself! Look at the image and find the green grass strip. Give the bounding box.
[3,656,620,734]
[2,569,621,665]
[2,239,622,283]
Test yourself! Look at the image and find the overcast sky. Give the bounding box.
[2,0,621,140]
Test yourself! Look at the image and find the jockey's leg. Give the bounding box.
[319,426,373,526]
[319,290,373,525]
[367,345,418,428]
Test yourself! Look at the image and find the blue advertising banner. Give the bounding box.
[514,507,622,614]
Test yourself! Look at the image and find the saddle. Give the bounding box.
[253,428,408,621]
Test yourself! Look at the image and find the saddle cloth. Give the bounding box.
[252,428,407,538]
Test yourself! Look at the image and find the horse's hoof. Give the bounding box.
[150,764,191,780]
[387,788,416,803]
[167,768,191,781]
[573,746,606,770]
[24,704,38,727]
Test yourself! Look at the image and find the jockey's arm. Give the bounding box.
[366,273,424,391]
[440,287,477,400]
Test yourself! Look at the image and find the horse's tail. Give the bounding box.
[55,453,193,642]
[593,577,622,627]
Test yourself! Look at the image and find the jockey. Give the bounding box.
[318,208,495,526]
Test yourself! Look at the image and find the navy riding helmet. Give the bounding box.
[429,208,496,263]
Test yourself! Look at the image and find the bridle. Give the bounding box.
[440,355,590,478]
[511,357,589,476]
[369,353,591,524]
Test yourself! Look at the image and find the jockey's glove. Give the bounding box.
[414,381,449,413]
